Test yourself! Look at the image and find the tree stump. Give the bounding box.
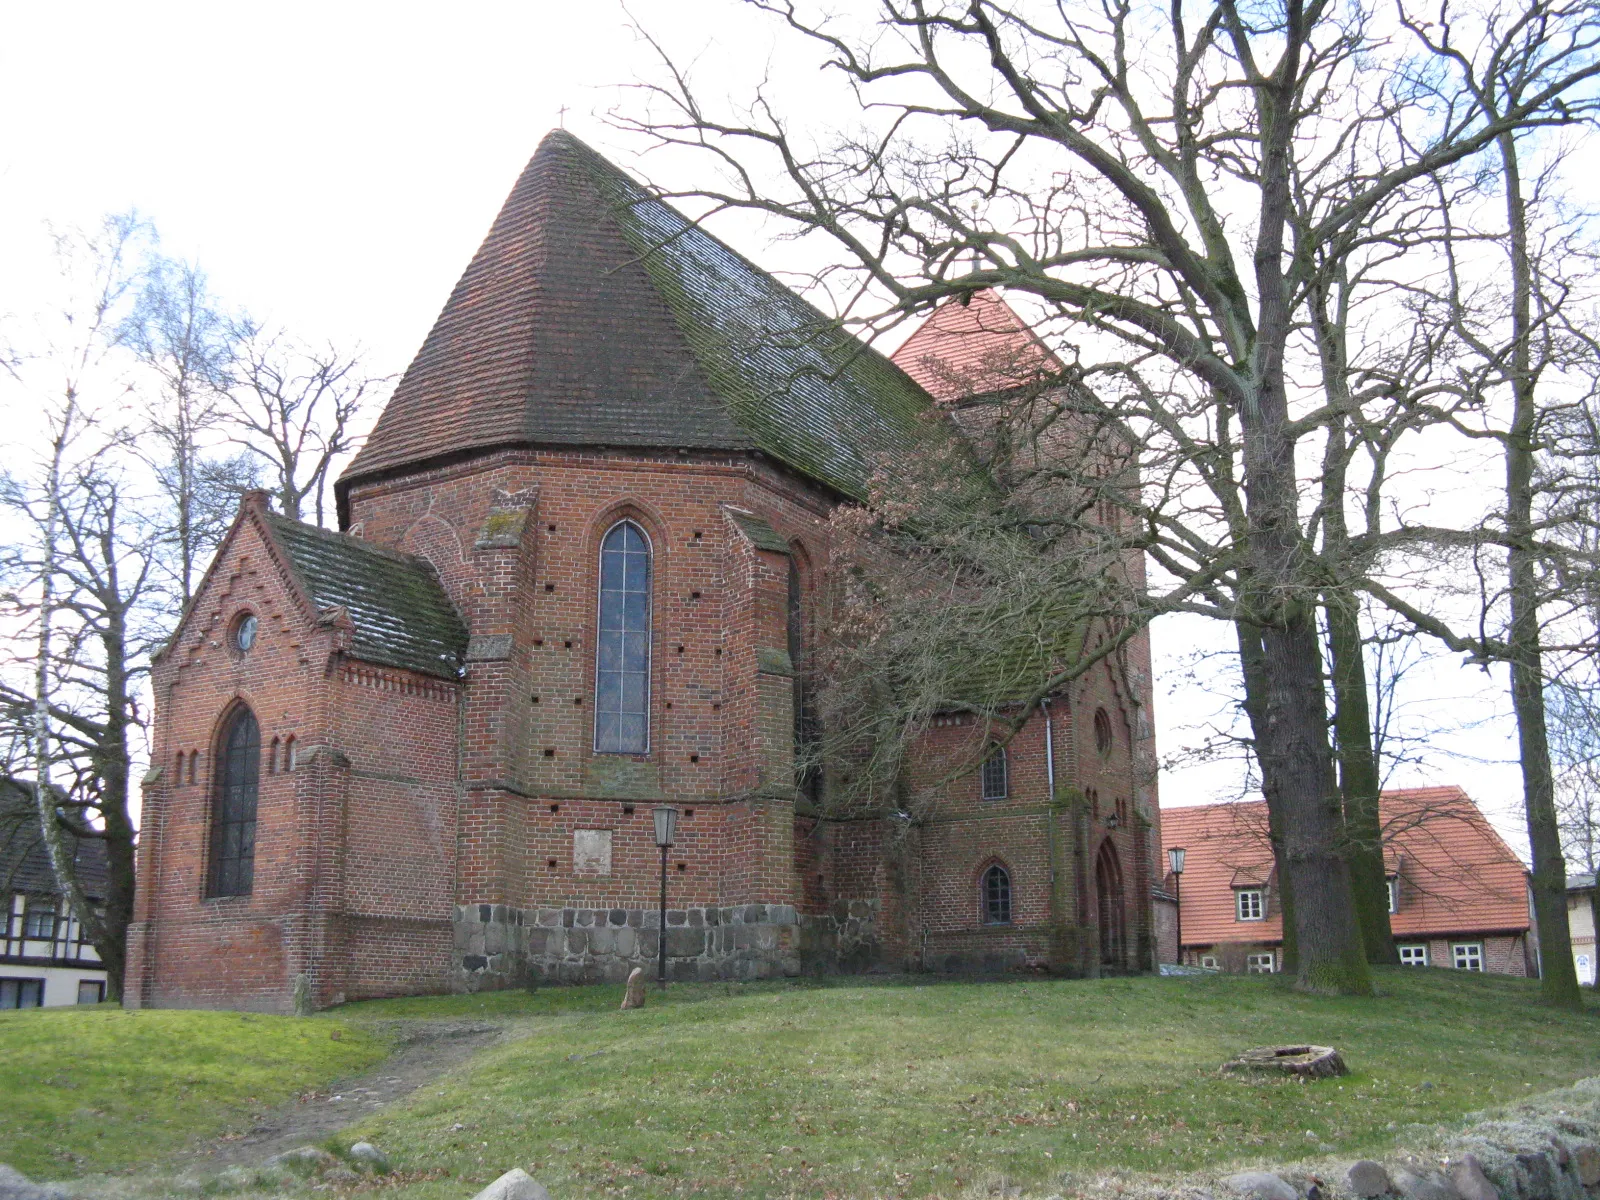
[620,967,646,1010]
[1221,1045,1347,1078]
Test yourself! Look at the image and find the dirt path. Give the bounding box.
[185,1019,507,1170]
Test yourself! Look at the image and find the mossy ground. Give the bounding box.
[336,967,1600,1198]
[0,1006,384,1179]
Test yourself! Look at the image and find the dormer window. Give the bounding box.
[1236,888,1264,921]
[1387,876,1400,914]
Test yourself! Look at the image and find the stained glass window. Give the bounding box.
[208,706,260,897]
[595,522,652,754]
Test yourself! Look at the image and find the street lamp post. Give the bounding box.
[653,805,679,989]
[1164,851,1190,972]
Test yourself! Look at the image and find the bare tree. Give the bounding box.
[124,257,257,605]
[222,323,384,525]
[615,0,1600,992]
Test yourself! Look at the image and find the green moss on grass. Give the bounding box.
[0,1007,384,1179]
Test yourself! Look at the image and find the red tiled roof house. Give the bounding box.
[1159,789,1535,975]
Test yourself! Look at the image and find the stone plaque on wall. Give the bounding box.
[573,829,613,876]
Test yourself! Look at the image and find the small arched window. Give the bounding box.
[982,864,1012,925]
[981,745,1008,801]
[187,751,198,785]
[174,751,185,782]
[207,706,261,898]
[595,521,652,754]
[1093,707,1114,756]
[267,737,280,775]
[283,734,296,773]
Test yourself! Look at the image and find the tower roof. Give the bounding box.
[340,130,952,504]
[891,289,1064,403]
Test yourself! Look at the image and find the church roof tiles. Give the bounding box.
[341,130,953,503]
[263,512,468,680]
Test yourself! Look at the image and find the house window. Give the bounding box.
[981,745,1009,801]
[1093,708,1114,755]
[1246,952,1276,974]
[982,864,1012,925]
[0,978,44,1008]
[1200,955,1219,969]
[77,979,105,1005]
[1236,889,1265,921]
[1398,943,1429,966]
[594,520,652,754]
[1452,942,1484,972]
[207,705,261,898]
[22,897,57,940]
[1387,876,1400,914]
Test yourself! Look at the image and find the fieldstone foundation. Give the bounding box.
[452,903,805,989]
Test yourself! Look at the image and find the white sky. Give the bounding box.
[0,0,1533,853]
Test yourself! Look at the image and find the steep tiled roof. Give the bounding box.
[263,512,467,680]
[341,130,956,504]
[1160,787,1531,949]
[0,780,110,899]
[891,290,1064,403]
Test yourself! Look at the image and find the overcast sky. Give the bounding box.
[0,1,1531,849]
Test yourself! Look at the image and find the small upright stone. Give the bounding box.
[1449,1154,1500,1200]
[292,972,313,1017]
[1348,1160,1394,1198]
[472,1167,552,1200]
[620,966,646,1010]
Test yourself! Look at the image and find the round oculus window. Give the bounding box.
[233,614,258,653]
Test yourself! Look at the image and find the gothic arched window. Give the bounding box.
[981,744,1009,801]
[207,706,260,898]
[982,863,1012,925]
[595,521,652,754]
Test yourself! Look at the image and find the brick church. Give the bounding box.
[125,131,1161,1011]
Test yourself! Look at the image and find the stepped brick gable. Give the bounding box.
[129,131,1159,1011]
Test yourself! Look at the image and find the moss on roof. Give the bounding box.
[264,513,467,680]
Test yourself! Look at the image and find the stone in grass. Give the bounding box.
[1391,1167,1463,1200]
[1221,1045,1348,1080]
[348,1141,391,1173]
[1573,1144,1600,1189]
[472,1168,552,1200]
[621,966,646,1010]
[0,1163,70,1200]
[1223,1170,1300,1200]
[262,1145,340,1176]
[1347,1160,1394,1198]
[1449,1154,1500,1200]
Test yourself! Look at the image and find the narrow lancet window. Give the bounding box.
[595,521,652,754]
[207,706,260,897]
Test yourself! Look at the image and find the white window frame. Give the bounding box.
[1452,941,1484,971]
[1246,952,1276,974]
[1200,955,1219,969]
[1398,943,1429,966]
[1236,888,1265,921]
[1387,876,1400,914]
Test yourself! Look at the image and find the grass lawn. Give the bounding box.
[342,968,1600,1199]
[0,1006,384,1180]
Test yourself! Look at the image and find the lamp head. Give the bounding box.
[653,805,679,848]
[1168,846,1186,876]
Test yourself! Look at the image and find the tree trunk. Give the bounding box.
[1500,130,1581,1009]
[1326,591,1398,963]
[1240,40,1371,996]
[1237,618,1297,973]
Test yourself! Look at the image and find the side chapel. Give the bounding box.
[125,131,1161,1011]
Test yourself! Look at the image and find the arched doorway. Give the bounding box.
[1096,839,1125,970]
